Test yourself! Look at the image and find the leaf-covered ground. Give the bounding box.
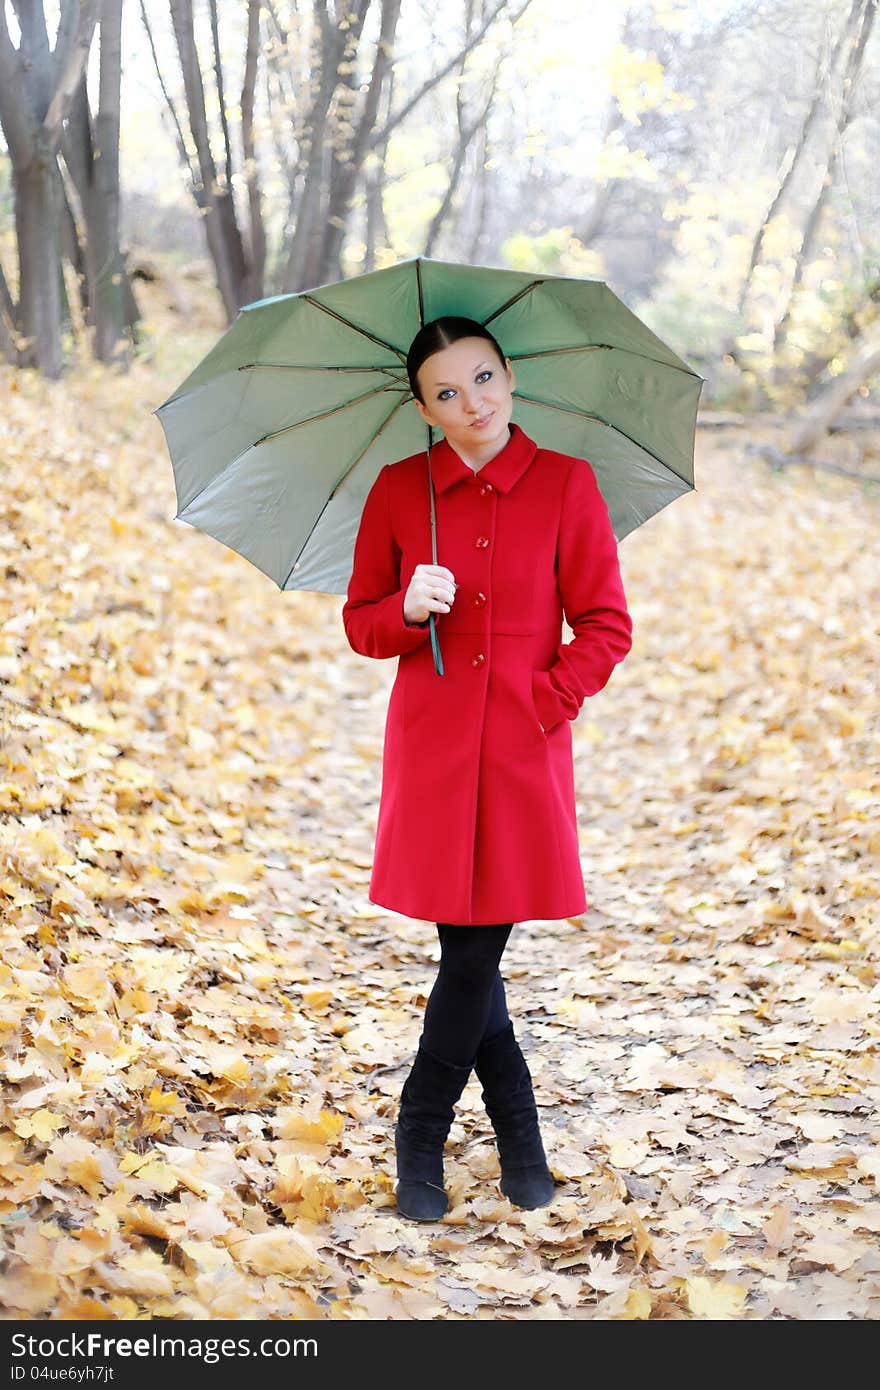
[0,327,878,1320]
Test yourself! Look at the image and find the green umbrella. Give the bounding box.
[154,256,702,676]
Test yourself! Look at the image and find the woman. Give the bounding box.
[342,316,633,1222]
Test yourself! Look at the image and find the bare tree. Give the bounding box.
[60,0,137,366]
[734,2,863,320]
[154,0,254,318]
[422,0,504,258]
[145,0,525,320]
[771,0,875,362]
[0,0,100,375]
[278,0,520,289]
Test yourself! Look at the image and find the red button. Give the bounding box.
[472,592,487,607]
[475,535,489,549]
[480,482,494,495]
[471,652,486,667]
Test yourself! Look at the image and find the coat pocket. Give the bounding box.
[532,666,571,736]
[529,668,549,737]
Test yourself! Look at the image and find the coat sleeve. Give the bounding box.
[341,463,434,660]
[531,459,633,733]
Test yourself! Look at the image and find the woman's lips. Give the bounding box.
[471,412,494,428]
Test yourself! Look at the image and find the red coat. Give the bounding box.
[341,423,633,925]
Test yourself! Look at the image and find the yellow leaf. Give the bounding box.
[702,1229,729,1263]
[146,1087,186,1116]
[54,701,122,735]
[302,988,333,1009]
[762,1203,793,1250]
[123,1205,171,1240]
[45,1139,106,1199]
[61,964,116,1010]
[270,1155,342,1221]
[179,1239,234,1273]
[685,1276,748,1319]
[623,1286,652,1319]
[276,1108,345,1145]
[176,887,212,912]
[14,1109,67,1142]
[96,1249,175,1297]
[198,1044,250,1083]
[126,1158,180,1194]
[227,1227,323,1277]
[0,1267,59,1314]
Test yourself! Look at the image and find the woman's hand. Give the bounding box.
[403,564,457,624]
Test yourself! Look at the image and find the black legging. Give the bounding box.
[420,922,513,1065]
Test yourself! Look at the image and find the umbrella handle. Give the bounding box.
[426,436,444,677]
[429,613,444,676]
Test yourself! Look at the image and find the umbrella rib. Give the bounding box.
[513,392,605,424]
[482,279,545,327]
[239,362,405,376]
[280,393,409,592]
[416,259,425,328]
[300,294,407,361]
[177,381,407,519]
[254,380,408,446]
[509,345,612,360]
[509,343,700,377]
[514,392,695,485]
[328,392,409,498]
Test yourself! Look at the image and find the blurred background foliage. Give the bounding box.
[0,0,877,422]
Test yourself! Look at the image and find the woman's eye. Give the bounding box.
[476,370,493,383]
[438,388,455,401]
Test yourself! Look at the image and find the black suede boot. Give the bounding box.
[474,1022,555,1210]
[394,1040,473,1221]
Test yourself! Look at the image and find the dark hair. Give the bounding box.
[406,316,507,404]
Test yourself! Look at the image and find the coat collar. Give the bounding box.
[429,421,538,495]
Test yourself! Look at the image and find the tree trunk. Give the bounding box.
[423,54,498,258]
[786,324,880,454]
[0,0,100,376]
[736,0,870,326]
[14,154,64,375]
[363,59,394,273]
[466,124,492,263]
[771,2,875,367]
[119,250,143,341]
[282,1,347,292]
[167,0,249,320]
[241,0,266,303]
[306,0,521,289]
[60,61,133,365]
[0,262,18,362]
[58,160,89,321]
[92,0,129,364]
[316,0,388,287]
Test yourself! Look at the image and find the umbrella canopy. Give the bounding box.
[154,257,703,597]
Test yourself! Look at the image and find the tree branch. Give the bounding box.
[209,0,235,190]
[139,0,197,194]
[0,6,38,163]
[44,0,100,148]
[242,0,266,300]
[367,0,529,151]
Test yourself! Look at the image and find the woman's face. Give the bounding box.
[412,336,516,460]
